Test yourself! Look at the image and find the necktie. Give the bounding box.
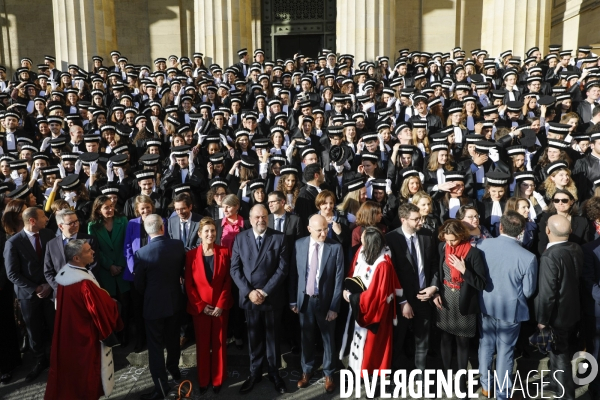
[256,235,263,251]
[306,243,319,296]
[34,233,43,259]
[182,221,188,245]
[410,236,419,269]
[276,218,283,232]
[410,236,421,288]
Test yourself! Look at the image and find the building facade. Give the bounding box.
[0,0,599,73]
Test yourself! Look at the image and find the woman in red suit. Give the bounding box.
[185,217,233,394]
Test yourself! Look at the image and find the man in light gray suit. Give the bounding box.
[477,210,538,400]
[289,214,344,394]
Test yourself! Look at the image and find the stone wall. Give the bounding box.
[0,0,55,73]
[551,0,600,52]
[1,0,600,76]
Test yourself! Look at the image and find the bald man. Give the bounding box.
[289,214,344,393]
[535,215,583,400]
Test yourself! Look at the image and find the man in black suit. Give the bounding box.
[295,163,325,227]
[168,193,201,251]
[583,231,600,399]
[44,209,98,298]
[267,190,305,352]
[267,190,305,248]
[134,215,186,400]
[535,215,583,400]
[230,204,289,394]
[4,207,55,381]
[386,203,439,378]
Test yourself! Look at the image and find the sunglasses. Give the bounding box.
[552,198,570,204]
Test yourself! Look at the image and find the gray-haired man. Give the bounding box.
[44,209,98,298]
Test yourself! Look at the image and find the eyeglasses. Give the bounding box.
[553,198,570,204]
[214,193,226,197]
[465,215,480,219]
[62,220,79,227]
[520,183,535,188]
[267,200,281,205]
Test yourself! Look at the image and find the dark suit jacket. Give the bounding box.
[230,228,289,310]
[5,228,56,299]
[134,235,186,320]
[268,212,305,257]
[431,243,486,316]
[582,238,600,318]
[535,242,583,328]
[295,184,321,227]
[168,212,201,250]
[289,237,344,314]
[43,231,99,297]
[386,228,438,313]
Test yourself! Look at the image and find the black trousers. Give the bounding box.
[392,304,431,374]
[145,314,181,394]
[549,326,576,400]
[19,296,55,360]
[130,286,146,343]
[0,288,21,373]
[246,308,282,377]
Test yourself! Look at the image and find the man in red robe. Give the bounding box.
[45,240,123,400]
[340,245,402,376]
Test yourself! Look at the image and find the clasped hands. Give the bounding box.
[203,305,223,317]
[249,289,266,305]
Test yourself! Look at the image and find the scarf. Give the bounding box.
[445,241,471,284]
[491,201,503,225]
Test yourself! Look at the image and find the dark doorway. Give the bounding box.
[262,0,336,60]
[275,35,323,59]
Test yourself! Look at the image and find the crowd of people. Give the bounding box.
[0,43,599,399]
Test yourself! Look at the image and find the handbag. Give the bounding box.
[165,380,194,399]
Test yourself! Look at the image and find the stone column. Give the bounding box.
[52,0,117,71]
[194,0,253,67]
[480,0,551,58]
[336,0,396,62]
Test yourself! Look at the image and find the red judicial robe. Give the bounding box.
[45,265,123,400]
[340,247,402,377]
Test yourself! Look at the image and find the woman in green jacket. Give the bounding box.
[88,194,131,345]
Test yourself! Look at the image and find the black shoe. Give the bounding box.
[235,338,243,350]
[269,374,287,394]
[168,368,181,381]
[198,386,209,395]
[139,390,164,400]
[213,385,221,394]
[239,375,262,393]
[0,373,12,384]
[20,336,29,353]
[25,360,48,382]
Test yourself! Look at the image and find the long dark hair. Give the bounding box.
[362,226,385,265]
[89,195,121,225]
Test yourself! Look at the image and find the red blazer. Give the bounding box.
[185,244,233,315]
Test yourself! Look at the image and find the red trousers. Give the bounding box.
[193,311,229,387]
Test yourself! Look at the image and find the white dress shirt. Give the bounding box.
[307,238,325,294]
[23,229,39,250]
